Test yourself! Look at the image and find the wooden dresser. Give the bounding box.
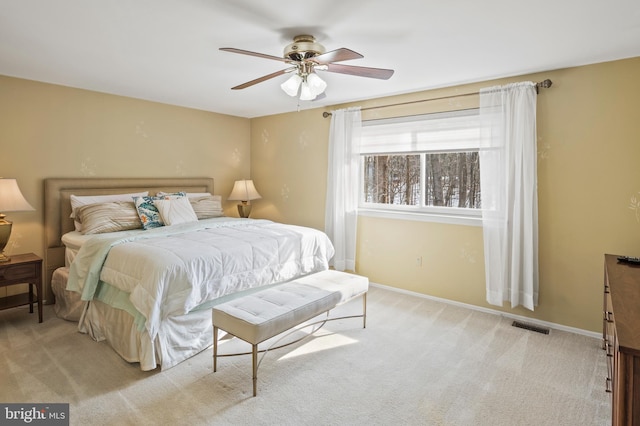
[603,254,640,425]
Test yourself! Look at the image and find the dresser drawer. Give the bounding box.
[0,263,37,281]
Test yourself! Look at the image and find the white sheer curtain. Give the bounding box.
[479,82,539,310]
[325,107,362,271]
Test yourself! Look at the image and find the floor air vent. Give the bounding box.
[511,320,550,334]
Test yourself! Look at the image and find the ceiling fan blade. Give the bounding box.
[311,48,363,64]
[231,69,289,90]
[220,47,287,63]
[325,63,394,80]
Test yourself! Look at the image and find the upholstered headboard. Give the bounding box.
[43,177,214,302]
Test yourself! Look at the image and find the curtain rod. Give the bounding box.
[321,79,552,118]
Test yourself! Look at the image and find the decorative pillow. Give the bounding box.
[189,195,224,219]
[75,201,143,235]
[153,197,198,226]
[133,192,186,230]
[156,192,211,198]
[70,192,148,231]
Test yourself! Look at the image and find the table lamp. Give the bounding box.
[228,180,261,218]
[0,178,35,262]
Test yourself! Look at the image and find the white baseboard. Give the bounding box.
[369,282,601,340]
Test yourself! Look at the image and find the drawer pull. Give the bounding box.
[606,377,612,393]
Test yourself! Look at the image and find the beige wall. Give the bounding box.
[250,108,330,230]
[0,75,250,298]
[251,57,640,333]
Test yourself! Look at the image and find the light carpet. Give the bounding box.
[0,286,610,425]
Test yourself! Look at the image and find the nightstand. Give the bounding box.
[0,253,43,322]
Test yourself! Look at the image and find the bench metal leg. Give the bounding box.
[252,343,258,397]
[213,326,218,372]
[363,293,367,329]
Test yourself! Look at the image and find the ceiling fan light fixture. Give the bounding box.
[280,73,302,96]
[299,81,316,100]
[306,72,327,96]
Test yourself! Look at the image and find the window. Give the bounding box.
[359,109,482,225]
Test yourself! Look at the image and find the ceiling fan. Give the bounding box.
[220,35,394,101]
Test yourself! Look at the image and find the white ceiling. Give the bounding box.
[1,0,639,118]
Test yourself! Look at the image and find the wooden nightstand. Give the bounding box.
[0,253,43,322]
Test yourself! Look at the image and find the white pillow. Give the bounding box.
[70,192,149,231]
[153,197,198,226]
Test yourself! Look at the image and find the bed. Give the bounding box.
[44,178,335,370]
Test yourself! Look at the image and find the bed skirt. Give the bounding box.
[80,300,213,371]
[52,267,84,322]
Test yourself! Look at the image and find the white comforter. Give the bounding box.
[67,218,335,340]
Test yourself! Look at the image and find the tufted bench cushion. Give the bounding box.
[213,281,342,346]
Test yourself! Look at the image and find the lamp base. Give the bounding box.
[0,218,11,262]
[237,203,252,218]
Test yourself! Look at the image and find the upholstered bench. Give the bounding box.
[212,270,369,396]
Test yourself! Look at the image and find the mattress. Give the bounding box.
[62,230,144,265]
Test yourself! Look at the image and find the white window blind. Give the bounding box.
[361,109,480,154]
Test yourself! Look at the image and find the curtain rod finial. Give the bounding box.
[538,79,552,89]
[322,111,332,118]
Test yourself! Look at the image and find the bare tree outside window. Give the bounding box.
[363,152,481,209]
[364,155,420,205]
[425,152,481,208]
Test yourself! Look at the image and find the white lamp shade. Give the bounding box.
[299,81,316,100]
[280,74,302,97]
[306,73,327,95]
[0,179,34,212]
[228,180,262,202]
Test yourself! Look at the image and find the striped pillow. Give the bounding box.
[189,195,224,219]
[70,191,148,231]
[153,197,198,226]
[76,201,143,235]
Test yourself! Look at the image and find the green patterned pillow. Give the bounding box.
[133,192,186,230]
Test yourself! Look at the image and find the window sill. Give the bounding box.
[357,207,482,227]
